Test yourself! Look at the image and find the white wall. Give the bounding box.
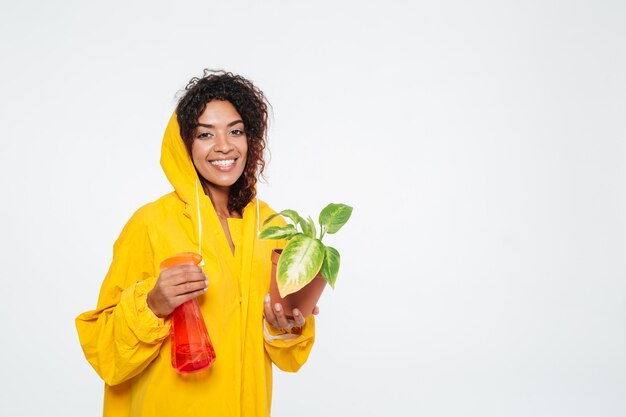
[1,1,625,416]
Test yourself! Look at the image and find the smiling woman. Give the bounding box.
[190,101,249,216]
[177,71,269,218]
[75,70,317,417]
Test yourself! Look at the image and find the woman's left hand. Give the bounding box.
[264,294,319,331]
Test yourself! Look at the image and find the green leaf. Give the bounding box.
[306,216,317,239]
[263,209,303,228]
[276,235,325,297]
[319,203,353,234]
[298,216,316,239]
[299,217,312,237]
[320,245,340,289]
[278,209,304,227]
[262,213,281,226]
[259,224,298,240]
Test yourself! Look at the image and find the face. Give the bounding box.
[191,100,248,193]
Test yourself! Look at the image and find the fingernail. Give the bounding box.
[274,303,282,312]
[265,294,270,303]
[293,309,300,316]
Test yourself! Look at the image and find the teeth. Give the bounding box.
[210,159,235,167]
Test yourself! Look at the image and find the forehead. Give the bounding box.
[197,100,243,125]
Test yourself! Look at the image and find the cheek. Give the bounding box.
[240,139,249,159]
[191,141,209,161]
[190,143,210,173]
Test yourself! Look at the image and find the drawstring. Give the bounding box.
[256,196,260,237]
[195,179,205,266]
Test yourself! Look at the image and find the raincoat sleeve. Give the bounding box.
[263,315,315,372]
[75,209,169,386]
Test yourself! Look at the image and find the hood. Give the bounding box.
[160,113,199,205]
[160,113,211,261]
[159,113,261,258]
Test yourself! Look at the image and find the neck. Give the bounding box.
[203,182,231,218]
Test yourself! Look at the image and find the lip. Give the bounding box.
[208,157,238,172]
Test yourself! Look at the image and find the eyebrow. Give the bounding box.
[196,120,244,129]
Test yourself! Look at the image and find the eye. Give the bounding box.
[196,131,213,139]
[230,129,245,136]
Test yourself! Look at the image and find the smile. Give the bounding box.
[210,159,236,167]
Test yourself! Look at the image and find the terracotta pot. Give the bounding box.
[269,249,327,319]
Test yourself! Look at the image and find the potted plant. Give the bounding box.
[260,203,353,318]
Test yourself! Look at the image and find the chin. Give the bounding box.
[203,174,244,189]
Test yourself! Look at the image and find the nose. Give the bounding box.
[213,133,234,153]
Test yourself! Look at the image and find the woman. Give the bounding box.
[76,70,316,417]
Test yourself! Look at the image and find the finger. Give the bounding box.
[173,287,208,307]
[173,279,208,296]
[263,294,278,326]
[273,303,291,329]
[171,264,206,277]
[164,264,204,273]
[168,269,208,286]
[312,306,320,315]
[291,308,306,327]
[163,264,204,275]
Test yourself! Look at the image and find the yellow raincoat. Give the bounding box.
[76,114,315,417]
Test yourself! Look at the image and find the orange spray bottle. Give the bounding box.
[160,253,216,373]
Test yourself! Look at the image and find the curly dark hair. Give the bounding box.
[176,70,269,214]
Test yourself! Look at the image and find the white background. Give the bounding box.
[1,1,625,416]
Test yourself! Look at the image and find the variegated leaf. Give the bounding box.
[279,209,304,227]
[306,216,317,239]
[259,224,298,240]
[299,217,312,237]
[276,234,325,297]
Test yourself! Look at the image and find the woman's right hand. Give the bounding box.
[146,264,208,318]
